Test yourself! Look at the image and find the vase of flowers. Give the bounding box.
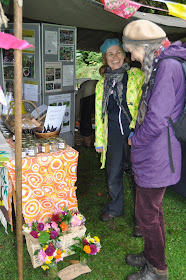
[80,254,89,265]
[47,261,58,279]
[69,234,101,265]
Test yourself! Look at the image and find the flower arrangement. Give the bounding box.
[23,219,65,270]
[22,206,86,270]
[48,206,86,233]
[69,234,101,262]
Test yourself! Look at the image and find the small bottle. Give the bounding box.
[58,138,66,150]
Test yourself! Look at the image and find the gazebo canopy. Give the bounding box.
[5,0,186,51]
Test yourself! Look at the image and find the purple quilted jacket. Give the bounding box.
[131,42,186,188]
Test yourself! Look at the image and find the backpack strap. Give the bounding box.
[150,56,186,173]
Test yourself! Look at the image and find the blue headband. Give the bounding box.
[100,38,124,54]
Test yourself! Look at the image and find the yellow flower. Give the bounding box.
[90,238,94,243]
[47,256,53,261]
[44,245,49,251]
[45,260,52,265]
[41,265,49,271]
[94,236,100,243]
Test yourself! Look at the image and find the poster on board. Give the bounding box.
[45,62,62,93]
[45,30,58,55]
[58,28,74,62]
[59,29,74,45]
[24,81,38,102]
[62,65,74,87]
[23,54,35,78]
[48,93,71,132]
[22,30,35,54]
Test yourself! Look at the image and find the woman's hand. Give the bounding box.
[96,148,103,153]
[128,138,132,146]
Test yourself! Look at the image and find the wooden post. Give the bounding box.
[14,0,24,279]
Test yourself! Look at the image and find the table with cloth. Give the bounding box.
[0,133,79,232]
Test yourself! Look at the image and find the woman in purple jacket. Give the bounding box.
[122,20,186,280]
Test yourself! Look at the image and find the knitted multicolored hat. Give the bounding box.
[100,38,124,54]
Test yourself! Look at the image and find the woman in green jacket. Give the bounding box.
[95,39,144,225]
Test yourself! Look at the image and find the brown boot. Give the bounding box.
[83,136,91,147]
[126,252,147,268]
[127,263,168,280]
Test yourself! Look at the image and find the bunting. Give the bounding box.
[104,0,141,19]
[0,32,34,50]
[101,0,186,20]
[165,2,186,20]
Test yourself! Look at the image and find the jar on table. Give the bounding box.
[35,141,42,154]
[27,144,37,157]
[22,147,27,159]
[42,142,50,153]
[58,138,66,150]
[49,139,58,152]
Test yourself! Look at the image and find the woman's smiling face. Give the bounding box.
[106,45,125,70]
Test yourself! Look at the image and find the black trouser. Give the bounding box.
[80,94,95,137]
[103,133,129,216]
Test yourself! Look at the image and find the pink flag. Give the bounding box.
[104,0,141,19]
[0,32,34,50]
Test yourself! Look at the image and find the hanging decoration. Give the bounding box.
[0,2,9,28]
[102,0,186,20]
[0,32,34,50]
[104,0,141,19]
[165,2,186,20]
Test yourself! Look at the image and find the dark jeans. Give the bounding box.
[135,186,167,270]
[103,133,129,216]
[80,94,95,137]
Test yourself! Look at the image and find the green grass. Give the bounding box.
[0,145,186,279]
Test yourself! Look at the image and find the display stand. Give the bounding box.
[42,24,77,147]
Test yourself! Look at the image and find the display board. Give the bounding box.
[0,23,42,108]
[42,24,76,146]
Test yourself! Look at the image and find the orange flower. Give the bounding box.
[60,222,68,232]
[83,245,91,254]
[54,250,62,259]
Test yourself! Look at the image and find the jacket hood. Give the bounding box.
[157,41,186,61]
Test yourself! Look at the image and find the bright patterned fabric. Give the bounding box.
[95,67,145,169]
[104,0,141,19]
[4,142,79,224]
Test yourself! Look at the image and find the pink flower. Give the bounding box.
[70,216,81,227]
[50,231,58,239]
[82,238,89,246]
[30,230,39,238]
[44,223,51,231]
[37,222,44,231]
[38,249,47,262]
[28,221,33,227]
[55,207,62,214]
[45,245,55,256]
[51,221,60,232]
[89,244,98,255]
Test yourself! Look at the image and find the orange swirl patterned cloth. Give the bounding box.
[6,144,79,224]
